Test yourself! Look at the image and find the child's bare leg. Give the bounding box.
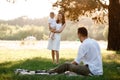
[55,51,59,64]
[52,50,55,63]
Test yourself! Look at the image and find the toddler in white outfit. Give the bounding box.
[48,12,56,40]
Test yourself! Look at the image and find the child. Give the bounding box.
[48,12,56,40]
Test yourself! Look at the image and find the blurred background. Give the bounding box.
[0,0,108,41]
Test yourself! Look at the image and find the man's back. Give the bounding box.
[75,38,103,75]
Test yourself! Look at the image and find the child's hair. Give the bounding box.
[50,12,55,15]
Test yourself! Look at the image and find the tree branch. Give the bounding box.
[97,0,109,8]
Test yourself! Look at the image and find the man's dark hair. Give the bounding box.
[77,27,88,37]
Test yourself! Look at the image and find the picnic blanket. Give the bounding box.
[15,69,80,76]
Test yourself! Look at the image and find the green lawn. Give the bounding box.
[0,49,120,80]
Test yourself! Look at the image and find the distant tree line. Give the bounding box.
[0,16,108,41]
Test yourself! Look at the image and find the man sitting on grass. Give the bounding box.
[48,27,103,76]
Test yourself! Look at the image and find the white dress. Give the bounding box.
[47,23,62,51]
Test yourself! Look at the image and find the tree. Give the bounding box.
[53,0,120,51]
[108,0,120,50]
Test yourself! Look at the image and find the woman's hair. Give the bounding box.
[56,12,65,25]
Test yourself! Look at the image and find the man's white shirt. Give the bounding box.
[74,38,103,75]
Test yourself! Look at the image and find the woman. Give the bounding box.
[47,13,66,64]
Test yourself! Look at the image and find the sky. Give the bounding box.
[0,0,58,20]
[0,0,109,20]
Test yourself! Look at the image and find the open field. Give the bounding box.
[0,41,120,80]
[0,40,107,49]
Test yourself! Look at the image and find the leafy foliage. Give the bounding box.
[53,0,108,23]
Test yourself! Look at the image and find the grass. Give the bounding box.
[0,48,120,80]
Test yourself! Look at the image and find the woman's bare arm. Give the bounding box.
[52,24,66,33]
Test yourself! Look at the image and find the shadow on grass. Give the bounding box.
[116,51,120,54]
[0,57,120,80]
[103,61,120,80]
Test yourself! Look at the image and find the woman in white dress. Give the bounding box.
[47,13,66,64]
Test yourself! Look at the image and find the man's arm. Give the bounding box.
[52,24,66,33]
[73,44,87,65]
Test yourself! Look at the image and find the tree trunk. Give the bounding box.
[107,0,120,51]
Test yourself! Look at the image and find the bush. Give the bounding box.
[0,22,107,41]
[0,24,49,40]
[103,25,108,41]
[88,24,106,40]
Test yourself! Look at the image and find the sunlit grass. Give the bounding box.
[0,49,77,63]
[102,50,120,63]
[0,48,120,80]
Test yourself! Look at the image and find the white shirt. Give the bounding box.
[48,18,56,29]
[74,38,103,75]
